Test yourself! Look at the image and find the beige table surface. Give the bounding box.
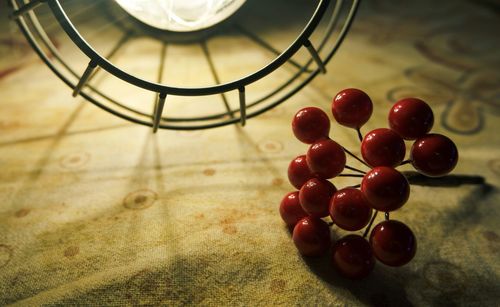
[0,0,499,306]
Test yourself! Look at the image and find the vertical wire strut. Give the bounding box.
[304,40,326,74]
[200,41,234,118]
[239,87,246,126]
[153,93,167,133]
[72,60,97,97]
[234,25,311,72]
[86,31,132,86]
[153,42,167,123]
[10,0,46,19]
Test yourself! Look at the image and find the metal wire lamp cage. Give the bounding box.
[8,0,360,131]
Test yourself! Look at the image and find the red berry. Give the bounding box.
[299,178,337,218]
[370,220,416,267]
[306,139,346,179]
[332,88,373,128]
[292,216,331,257]
[361,128,406,167]
[288,155,316,189]
[361,167,410,212]
[411,134,458,177]
[279,191,308,228]
[329,188,373,231]
[389,98,434,140]
[292,107,330,144]
[332,234,375,279]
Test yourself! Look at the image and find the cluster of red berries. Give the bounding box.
[279,88,458,279]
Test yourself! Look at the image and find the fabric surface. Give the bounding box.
[1,0,499,306]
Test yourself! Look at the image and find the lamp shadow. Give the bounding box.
[232,124,284,180]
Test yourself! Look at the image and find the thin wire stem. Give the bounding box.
[385,212,390,221]
[345,165,366,175]
[399,160,412,166]
[356,128,363,142]
[363,210,378,238]
[342,146,370,168]
[338,173,364,178]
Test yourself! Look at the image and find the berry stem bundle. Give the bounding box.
[282,88,458,279]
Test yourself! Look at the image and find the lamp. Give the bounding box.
[9,0,360,131]
[114,0,247,32]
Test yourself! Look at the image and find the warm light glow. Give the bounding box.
[115,0,246,32]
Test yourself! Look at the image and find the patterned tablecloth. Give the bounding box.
[0,0,499,305]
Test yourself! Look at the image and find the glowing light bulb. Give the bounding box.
[115,0,246,32]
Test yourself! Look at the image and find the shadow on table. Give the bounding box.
[299,178,500,307]
[302,251,416,307]
[404,172,485,187]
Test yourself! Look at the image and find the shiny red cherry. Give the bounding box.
[293,216,331,257]
[292,107,330,144]
[329,188,373,231]
[361,128,406,167]
[288,155,316,189]
[332,234,375,279]
[389,98,434,140]
[299,178,337,218]
[279,191,308,228]
[306,139,346,179]
[361,167,410,212]
[370,220,416,267]
[411,134,458,177]
[332,88,373,128]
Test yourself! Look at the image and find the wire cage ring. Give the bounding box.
[9,0,360,131]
